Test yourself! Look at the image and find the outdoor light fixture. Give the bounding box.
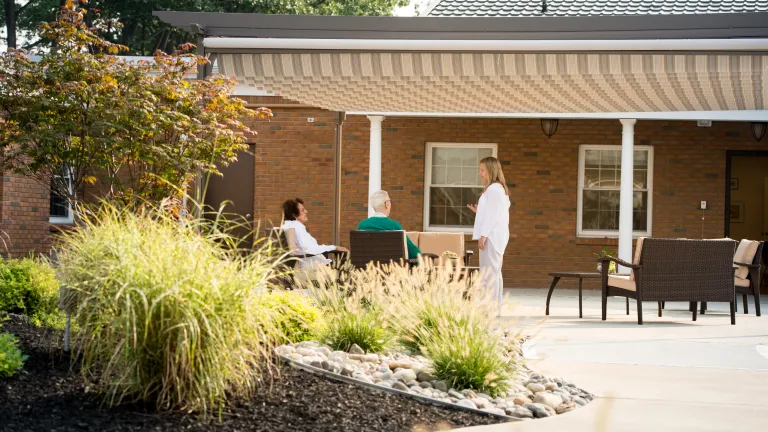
[751,122,767,143]
[540,119,559,138]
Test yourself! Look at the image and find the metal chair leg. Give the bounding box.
[545,277,560,316]
[626,297,629,315]
[743,293,749,314]
[637,299,643,325]
[700,302,706,315]
[730,301,736,325]
[658,301,662,317]
[692,302,698,321]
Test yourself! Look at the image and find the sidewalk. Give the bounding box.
[455,288,768,432]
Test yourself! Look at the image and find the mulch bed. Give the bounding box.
[0,315,506,432]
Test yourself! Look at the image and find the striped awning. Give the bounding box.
[218,52,767,114]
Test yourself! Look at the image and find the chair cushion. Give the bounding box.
[734,239,759,279]
[629,237,645,281]
[418,232,465,263]
[608,274,637,291]
[735,276,751,288]
[406,231,420,247]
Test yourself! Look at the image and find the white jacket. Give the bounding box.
[472,183,511,255]
[280,220,335,268]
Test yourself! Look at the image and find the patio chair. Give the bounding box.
[269,227,346,288]
[348,230,437,269]
[600,238,737,325]
[733,240,763,316]
[406,231,474,267]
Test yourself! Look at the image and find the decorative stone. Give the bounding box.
[392,382,410,392]
[513,396,532,406]
[349,344,365,355]
[534,392,563,409]
[477,393,492,400]
[471,397,491,409]
[482,408,506,416]
[573,396,587,406]
[524,403,551,418]
[360,354,379,362]
[463,390,478,399]
[419,381,432,389]
[526,383,546,393]
[377,381,393,388]
[341,365,355,377]
[556,402,577,414]
[417,371,436,382]
[448,389,466,400]
[389,359,413,369]
[296,347,315,356]
[351,372,373,384]
[433,381,449,392]
[505,406,534,419]
[317,346,332,357]
[456,399,477,409]
[544,383,559,391]
[275,345,295,356]
[393,369,417,383]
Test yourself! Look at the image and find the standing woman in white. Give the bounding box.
[467,157,511,309]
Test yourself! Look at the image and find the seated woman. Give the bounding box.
[280,198,348,268]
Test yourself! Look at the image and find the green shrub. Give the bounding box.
[55,204,283,415]
[0,257,63,329]
[422,321,513,397]
[256,290,322,343]
[318,309,392,353]
[0,331,27,379]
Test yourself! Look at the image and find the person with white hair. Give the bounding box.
[357,190,422,259]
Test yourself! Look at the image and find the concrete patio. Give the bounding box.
[458,288,768,432]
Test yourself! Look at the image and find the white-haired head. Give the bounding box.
[369,190,391,215]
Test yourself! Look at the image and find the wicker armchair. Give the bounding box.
[734,240,763,316]
[349,230,438,269]
[269,227,345,288]
[600,238,737,325]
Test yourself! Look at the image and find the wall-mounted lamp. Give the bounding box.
[751,122,767,143]
[540,119,559,138]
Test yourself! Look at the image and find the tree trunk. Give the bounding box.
[4,0,17,49]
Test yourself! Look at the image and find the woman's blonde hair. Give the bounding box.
[480,156,509,196]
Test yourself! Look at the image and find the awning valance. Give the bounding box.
[218,52,767,114]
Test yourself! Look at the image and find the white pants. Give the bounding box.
[479,238,504,305]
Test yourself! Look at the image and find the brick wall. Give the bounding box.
[0,171,51,257]
[246,108,765,289]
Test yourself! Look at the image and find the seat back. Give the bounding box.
[417,232,465,265]
[638,238,737,301]
[270,227,300,255]
[349,230,407,269]
[734,239,761,279]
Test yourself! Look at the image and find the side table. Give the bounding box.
[545,271,601,318]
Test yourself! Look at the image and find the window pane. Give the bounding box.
[584,169,600,188]
[432,147,447,165]
[585,150,600,168]
[633,169,647,189]
[600,150,620,169]
[461,167,478,185]
[461,148,478,166]
[599,168,619,188]
[460,206,476,226]
[583,190,599,211]
[446,167,462,185]
[445,207,461,225]
[50,193,68,217]
[461,188,483,206]
[599,190,620,212]
[634,150,648,168]
[430,206,446,225]
[432,166,446,184]
[430,187,461,207]
[583,211,599,230]
[446,148,463,166]
[478,148,493,159]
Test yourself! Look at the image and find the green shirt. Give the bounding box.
[357,216,422,259]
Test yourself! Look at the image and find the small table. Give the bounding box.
[545,271,601,318]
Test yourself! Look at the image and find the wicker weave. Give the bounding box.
[349,230,409,269]
[601,238,737,325]
[734,240,763,316]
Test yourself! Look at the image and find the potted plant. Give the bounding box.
[594,247,618,274]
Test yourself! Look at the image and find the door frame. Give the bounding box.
[724,150,768,237]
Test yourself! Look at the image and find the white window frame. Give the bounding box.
[423,142,498,233]
[49,166,74,225]
[577,144,654,238]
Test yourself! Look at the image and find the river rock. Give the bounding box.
[433,381,449,392]
[349,344,365,355]
[393,369,417,383]
[471,398,491,409]
[377,381,393,388]
[448,389,466,400]
[295,347,315,356]
[417,371,436,382]
[457,399,477,409]
[392,381,410,392]
[482,408,506,416]
[340,365,355,377]
[524,403,551,418]
[419,381,432,389]
[351,372,374,384]
[316,346,332,357]
[556,402,577,414]
[389,359,413,369]
[526,383,546,393]
[275,345,295,356]
[545,383,559,391]
[506,406,534,419]
[513,396,532,406]
[534,392,563,408]
[573,396,587,406]
[360,354,379,363]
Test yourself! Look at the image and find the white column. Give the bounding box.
[367,115,385,217]
[619,119,637,272]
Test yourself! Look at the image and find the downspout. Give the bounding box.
[333,112,346,245]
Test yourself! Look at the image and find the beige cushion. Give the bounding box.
[735,276,751,288]
[272,228,300,254]
[629,237,645,281]
[418,232,465,263]
[406,231,420,247]
[608,274,637,291]
[733,239,759,279]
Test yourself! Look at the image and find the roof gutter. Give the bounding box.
[204,37,768,52]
